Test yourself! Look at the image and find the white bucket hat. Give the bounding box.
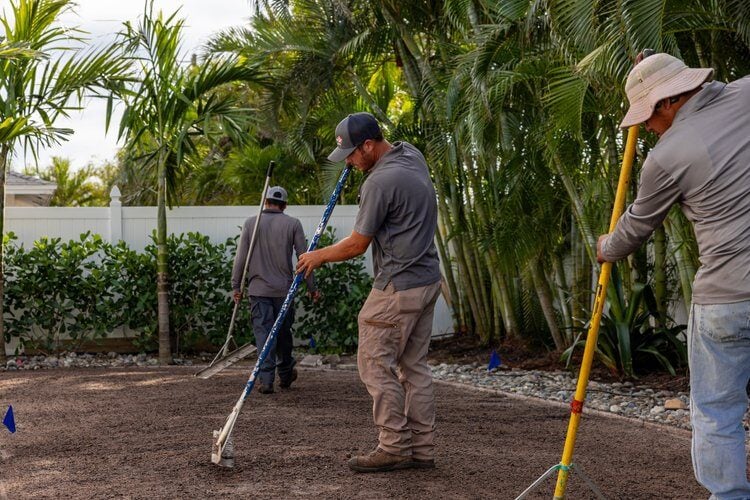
[620,53,713,128]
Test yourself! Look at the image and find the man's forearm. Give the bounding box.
[297,230,372,277]
[231,250,246,291]
[231,227,250,291]
[317,235,368,264]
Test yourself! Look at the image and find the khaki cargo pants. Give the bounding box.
[357,280,442,460]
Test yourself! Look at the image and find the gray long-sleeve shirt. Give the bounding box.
[231,208,315,298]
[601,77,750,304]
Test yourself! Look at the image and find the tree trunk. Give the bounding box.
[552,254,573,345]
[570,219,584,328]
[0,146,7,364]
[495,272,520,341]
[530,258,565,350]
[156,155,172,364]
[664,213,696,314]
[434,181,467,333]
[652,225,668,327]
[460,237,492,341]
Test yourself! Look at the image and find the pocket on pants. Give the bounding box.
[396,291,423,314]
[359,317,400,361]
[363,318,399,329]
[696,302,750,342]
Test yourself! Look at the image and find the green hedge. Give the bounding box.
[3,229,371,355]
[3,232,249,354]
[4,233,121,353]
[296,227,373,353]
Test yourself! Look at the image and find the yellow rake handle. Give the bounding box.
[553,125,639,499]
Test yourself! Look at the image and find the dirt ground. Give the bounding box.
[0,365,706,499]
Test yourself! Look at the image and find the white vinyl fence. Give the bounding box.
[5,187,454,345]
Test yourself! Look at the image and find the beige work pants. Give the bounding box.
[356,280,442,460]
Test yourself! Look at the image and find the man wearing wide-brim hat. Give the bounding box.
[597,52,750,499]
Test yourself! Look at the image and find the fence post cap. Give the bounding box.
[110,185,122,205]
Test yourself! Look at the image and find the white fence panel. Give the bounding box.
[7,207,111,245]
[5,193,454,339]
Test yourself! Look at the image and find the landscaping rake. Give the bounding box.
[211,164,353,467]
[195,161,275,380]
[515,125,639,500]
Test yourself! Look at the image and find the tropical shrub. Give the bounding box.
[111,233,251,353]
[561,268,688,378]
[3,232,250,355]
[104,241,157,351]
[3,232,120,353]
[160,233,247,352]
[296,227,373,353]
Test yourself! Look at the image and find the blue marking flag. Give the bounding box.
[3,405,15,433]
[487,350,501,372]
[309,336,316,349]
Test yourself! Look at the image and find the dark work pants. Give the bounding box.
[249,296,296,387]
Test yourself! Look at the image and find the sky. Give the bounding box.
[8,0,252,172]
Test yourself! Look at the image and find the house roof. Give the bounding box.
[7,171,57,194]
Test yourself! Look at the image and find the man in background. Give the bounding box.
[232,186,318,394]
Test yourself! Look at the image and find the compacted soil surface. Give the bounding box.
[0,366,705,499]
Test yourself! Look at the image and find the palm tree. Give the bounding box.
[206,0,366,201]
[116,2,262,363]
[203,0,750,358]
[0,0,129,360]
[23,157,104,206]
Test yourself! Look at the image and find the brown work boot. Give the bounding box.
[348,448,411,473]
[408,457,435,469]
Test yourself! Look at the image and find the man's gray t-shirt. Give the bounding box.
[231,209,314,297]
[354,141,441,291]
[602,77,750,304]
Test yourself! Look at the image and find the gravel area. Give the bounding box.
[431,363,693,429]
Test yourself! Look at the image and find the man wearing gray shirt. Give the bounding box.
[297,112,442,473]
[232,186,317,394]
[597,52,750,499]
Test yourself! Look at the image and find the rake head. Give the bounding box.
[212,429,235,468]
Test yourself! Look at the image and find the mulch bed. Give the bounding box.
[0,365,705,499]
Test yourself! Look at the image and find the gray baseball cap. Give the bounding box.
[266,186,288,202]
[328,112,382,162]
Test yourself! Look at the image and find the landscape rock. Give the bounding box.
[299,354,323,367]
[322,354,340,366]
[650,405,666,415]
[664,398,688,410]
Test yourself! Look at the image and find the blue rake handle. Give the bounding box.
[241,165,352,400]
